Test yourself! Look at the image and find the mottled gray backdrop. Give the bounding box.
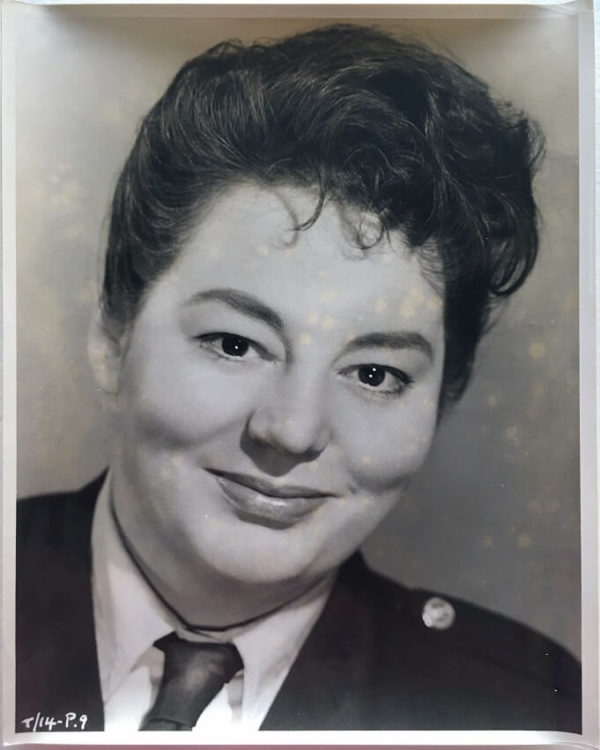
[15,8,580,655]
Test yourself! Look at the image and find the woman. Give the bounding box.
[16,24,580,733]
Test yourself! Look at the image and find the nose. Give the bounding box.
[246,373,332,458]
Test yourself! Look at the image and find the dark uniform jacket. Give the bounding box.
[16,476,581,733]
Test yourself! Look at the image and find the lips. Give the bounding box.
[207,470,331,527]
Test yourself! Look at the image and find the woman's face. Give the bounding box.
[109,183,445,617]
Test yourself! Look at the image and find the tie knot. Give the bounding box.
[141,633,243,731]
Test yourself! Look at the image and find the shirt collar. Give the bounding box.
[92,475,174,699]
[91,473,334,715]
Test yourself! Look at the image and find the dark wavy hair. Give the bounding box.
[102,24,544,407]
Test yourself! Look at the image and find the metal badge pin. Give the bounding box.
[421,597,456,630]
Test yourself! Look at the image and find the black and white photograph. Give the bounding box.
[3,1,594,742]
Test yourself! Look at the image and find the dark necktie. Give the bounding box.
[140,633,243,731]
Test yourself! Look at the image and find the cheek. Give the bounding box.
[116,345,264,450]
[334,390,439,493]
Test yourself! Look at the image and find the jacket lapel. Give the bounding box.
[16,477,105,731]
[261,554,390,730]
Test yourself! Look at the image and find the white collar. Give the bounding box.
[91,474,334,723]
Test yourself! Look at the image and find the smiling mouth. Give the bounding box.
[207,470,331,527]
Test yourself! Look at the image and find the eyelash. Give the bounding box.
[195,333,271,362]
[341,364,414,398]
[195,334,414,398]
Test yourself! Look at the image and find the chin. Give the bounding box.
[190,529,327,587]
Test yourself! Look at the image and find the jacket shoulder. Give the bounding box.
[409,585,579,697]
[16,474,106,628]
[356,562,580,698]
[17,475,105,549]
[266,556,581,731]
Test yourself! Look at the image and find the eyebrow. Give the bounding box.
[183,288,285,335]
[184,288,434,361]
[342,332,434,362]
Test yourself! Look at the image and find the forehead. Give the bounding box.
[155,182,444,334]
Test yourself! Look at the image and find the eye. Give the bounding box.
[358,365,387,387]
[342,363,413,397]
[220,334,250,357]
[195,332,265,361]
